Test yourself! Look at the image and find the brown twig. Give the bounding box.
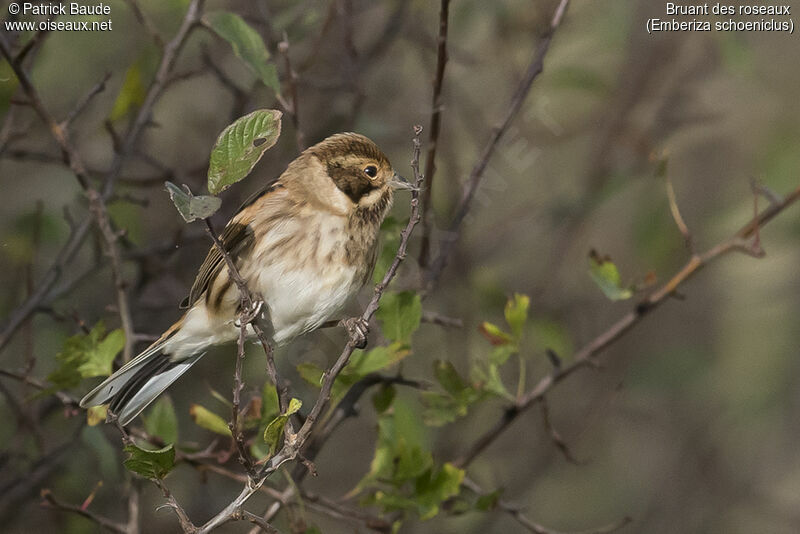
[123,0,165,48]
[424,0,571,288]
[40,489,128,534]
[418,0,451,268]
[278,34,305,152]
[454,182,800,468]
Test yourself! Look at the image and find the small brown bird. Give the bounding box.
[80,133,411,425]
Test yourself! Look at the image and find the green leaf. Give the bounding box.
[123,443,175,479]
[164,182,222,223]
[110,62,146,121]
[372,384,396,414]
[475,489,502,511]
[588,250,633,301]
[207,109,282,195]
[77,328,125,377]
[421,361,483,426]
[346,343,411,378]
[189,404,232,436]
[489,345,517,366]
[376,291,422,343]
[263,398,302,456]
[433,360,466,397]
[420,392,465,426]
[261,383,279,422]
[47,321,124,393]
[296,362,324,388]
[504,293,530,340]
[373,217,403,283]
[414,463,465,519]
[203,11,280,93]
[144,396,178,444]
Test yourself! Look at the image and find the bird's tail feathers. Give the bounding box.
[79,318,204,426]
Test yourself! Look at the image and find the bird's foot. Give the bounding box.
[340,317,369,349]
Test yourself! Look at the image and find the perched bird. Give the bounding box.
[80,133,411,425]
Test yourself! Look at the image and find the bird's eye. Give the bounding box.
[364,165,378,178]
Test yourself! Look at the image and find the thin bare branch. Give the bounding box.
[278,34,305,151]
[462,477,631,534]
[418,0,451,267]
[425,0,571,288]
[41,489,128,534]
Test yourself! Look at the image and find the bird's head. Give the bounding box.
[308,133,412,211]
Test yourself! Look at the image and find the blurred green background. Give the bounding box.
[1,0,799,532]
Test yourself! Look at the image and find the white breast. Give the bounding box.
[247,211,367,345]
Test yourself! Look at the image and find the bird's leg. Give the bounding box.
[340,317,369,349]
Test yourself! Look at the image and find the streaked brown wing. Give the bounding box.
[180,180,284,309]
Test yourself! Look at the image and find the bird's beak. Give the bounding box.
[389,173,416,191]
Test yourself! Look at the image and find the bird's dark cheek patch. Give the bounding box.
[328,164,374,203]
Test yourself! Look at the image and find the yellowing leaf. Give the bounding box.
[504,293,530,340]
[87,405,107,426]
[478,322,512,346]
[189,404,231,436]
[263,398,302,456]
[588,249,633,301]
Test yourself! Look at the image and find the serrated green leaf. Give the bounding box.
[189,404,232,436]
[376,291,422,343]
[123,443,175,479]
[48,322,124,394]
[504,293,530,340]
[422,362,483,427]
[420,391,465,426]
[145,396,178,444]
[207,109,282,194]
[164,182,222,222]
[415,463,464,517]
[588,250,633,301]
[203,11,280,94]
[77,328,125,377]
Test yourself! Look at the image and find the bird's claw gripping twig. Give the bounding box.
[341,317,369,349]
